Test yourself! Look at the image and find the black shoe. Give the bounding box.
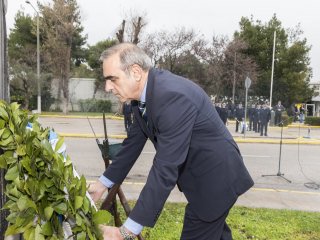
[265,134,268,136]
[260,134,263,136]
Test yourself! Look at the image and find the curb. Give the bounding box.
[39,114,124,120]
[57,132,320,145]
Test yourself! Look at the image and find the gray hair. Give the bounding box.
[100,43,152,73]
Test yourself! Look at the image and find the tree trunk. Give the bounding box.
[61,47,71,114]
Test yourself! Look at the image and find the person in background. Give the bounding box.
[235,103,245,133]
[88,43,254,240]
[274,101,285,126]
[259,103,271,136]
[248,104,255,131]
[219,102,229,125]
[299,104,306,123]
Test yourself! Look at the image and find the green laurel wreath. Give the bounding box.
[0,100,110,239]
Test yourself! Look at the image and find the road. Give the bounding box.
[38,116,320,212]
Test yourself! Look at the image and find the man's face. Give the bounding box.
[103,55,140,102]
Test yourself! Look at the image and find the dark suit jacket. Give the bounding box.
[103,68,254,227]
[259,108,271,123]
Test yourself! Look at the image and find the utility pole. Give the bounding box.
[269,31,276,108]
[0,0,9,101]
[232,52,237,104]
[1,1,9,239]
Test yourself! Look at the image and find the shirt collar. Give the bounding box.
[140,80,147,103]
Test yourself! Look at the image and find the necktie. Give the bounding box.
[138,101,147,122]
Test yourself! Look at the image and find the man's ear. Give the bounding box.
[130,64,143,81]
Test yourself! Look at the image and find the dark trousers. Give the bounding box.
[275,113,282,126]
[249,119,253,130]
[260,122,268,136]
[180,204,232,240]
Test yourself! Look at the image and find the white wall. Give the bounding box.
[51,78,119,112]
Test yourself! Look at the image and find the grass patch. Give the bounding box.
[105,201,320,240]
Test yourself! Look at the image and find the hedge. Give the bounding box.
[304,117,320,126]
[78,99,112,113]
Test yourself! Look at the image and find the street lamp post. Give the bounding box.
[26,0,41,113]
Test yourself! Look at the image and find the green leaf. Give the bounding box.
[23,226,35,239]
[77,232,87,240]
[9,120,15,134]
[0,155,7,169]
[44,206,54,220]
[17,195,37,211]
[53,202,67,215]
[21,156,35,176]
[54,136,64,152]
[0,105,9,121]
[80,175,87,197]
[7,185,21,198]
[35,224,45,240]
[10,102,20,112]
[5,224,20,236]
[83,197,90,214]
[0,135,14,147]
[75,196,83,210]
[76,213,83,226]
[1,128,11,139]
[5,155,18,164]
[5,164,19,180]
[92,210,111,225]
[0,119,5,128]
[16,144,27,156]
[41,221,53,236]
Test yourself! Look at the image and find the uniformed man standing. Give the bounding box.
[235,103,245,133]
[259,103,271,136]
[274,101,285,126]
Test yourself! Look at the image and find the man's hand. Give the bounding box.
[99,225,122,240]
[88,180,107,202]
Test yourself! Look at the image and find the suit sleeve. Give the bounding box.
[103,115,148,183]
[129,93,198,226]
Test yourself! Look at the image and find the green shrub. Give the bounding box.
[78,99,112,112]
[281,112,293,126]
[304,117,320,126]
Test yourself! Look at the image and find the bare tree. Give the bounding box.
[143,27,197,71]
[223,37,258,101]
[116,20,126,43]
[114,11,148,114]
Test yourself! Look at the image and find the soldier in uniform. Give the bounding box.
[219,102,229,125]
[259,103,271,136]
[248,104,255,131]
[253,104,260,132]
[235,103,245,133]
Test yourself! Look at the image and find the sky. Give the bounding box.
[5,0,320,83]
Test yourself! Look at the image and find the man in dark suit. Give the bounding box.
[235,103,245,133]
[259,103,271,136]
[89,43,254,240]
[273,101,285,126]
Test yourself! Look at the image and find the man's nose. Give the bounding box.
[105,80,113,92]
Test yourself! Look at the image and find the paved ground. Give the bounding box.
[38,115,320,213]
